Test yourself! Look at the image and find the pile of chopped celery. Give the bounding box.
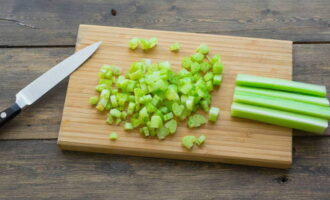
[90,44,223,140]
[231,74,329,134]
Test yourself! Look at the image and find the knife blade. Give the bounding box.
[0,41,102,127]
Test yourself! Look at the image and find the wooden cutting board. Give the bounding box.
[58,25,292,168]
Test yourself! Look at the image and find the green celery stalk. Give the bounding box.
[236,74,327,97]
[231,102,328,134]
[234,91,330,120]
[235,86,329,107]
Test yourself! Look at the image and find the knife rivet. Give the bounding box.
[0,112,7,119]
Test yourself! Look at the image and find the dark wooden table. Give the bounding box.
[0,1,329,199]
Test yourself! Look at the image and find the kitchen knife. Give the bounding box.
[0,41,102,127]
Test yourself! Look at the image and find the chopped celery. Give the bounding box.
[188,114,207,128]
[163,112,174,121]
[110,95,118,107]
[110,109,121,118]
[108,132,118,140]
[129,37,140,50]
[234,91,330,120]
[165,119,177,134]
[235,86,329,107]
[96,89,110,111]
[231,102,328,134]
[182,136,196,150]
[157,127,170,140]
[170,42,180,52]
[196,44,209,55]
[124,122,133,130]
[210,54,221,64]
[213,75,222,86]
[150,115,163,128]
[191,53,204,63]
[106,114,114,125]
[182,57,192,69]
[89,96,99,105]
[208,107,220,122]
[212,62,224,74]
[92,45,225,142]
[195,135,206,146]
[236,74,327,97]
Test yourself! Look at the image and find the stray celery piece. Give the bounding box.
[236,74,327,97]
[157,127,170,140]
[89,96,99,105]
[234,91,330,120]
[108,132,118,140]
[188,114,207,128]
[129,37,140,50]
[170,42,180,52]
[182,136,196,150]
[209,107,220,122]
[165,119,177,134]
[196,44,209,55]
[235,86,329,107]
[124,122,133,130]
[231,102,328,134]
[150,115,163,128]
[195,135,206,146]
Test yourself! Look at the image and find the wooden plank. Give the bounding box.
[58,25,293,168]
[0,44,329,140]
[0,0,330,46]
[0,48,73,139]
[0,137,329,199]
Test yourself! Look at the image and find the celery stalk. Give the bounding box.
[234,91,330,120]
[235,86,329,107]
[231,102,328,134]
[236,74,327,97]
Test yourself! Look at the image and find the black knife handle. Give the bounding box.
[0,103,21,127]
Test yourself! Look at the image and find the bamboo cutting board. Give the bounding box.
[58,25,293,168]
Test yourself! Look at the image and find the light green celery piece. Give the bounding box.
[157,127,170,140]
[234,91,330,119]
[96,89,110,111]
[195,135,206,146]
[165,119,177,134]
[108,132,118,140]
[235,86,329,107]
[124,122,133,130]
[208,107,220,122]
[110,109,121,118]
[182,136,196,150]
[187,114,207,128]
[89,96,99,105]
[231,102,328,134]
[170,42,180,52]
[196,44,209,55]
[236,74,327,97]
[129,37,140,50]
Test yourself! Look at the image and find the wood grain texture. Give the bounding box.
[0,44,329,140]
[0,0,330,46]
[0,138,329,200]
[58,25,293,168]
